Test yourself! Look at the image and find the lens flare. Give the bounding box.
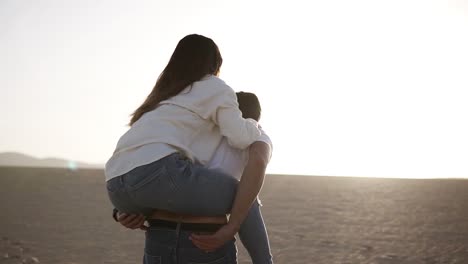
[67,160,78,171]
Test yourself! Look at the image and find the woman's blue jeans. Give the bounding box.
[107,153,273,264]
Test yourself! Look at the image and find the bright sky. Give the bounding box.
[1,0,467,178]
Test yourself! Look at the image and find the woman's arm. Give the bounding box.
[204,77,261,149]
[215,104,262,149]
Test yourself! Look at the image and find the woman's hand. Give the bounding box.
[189,223,239,252]
[117,213,148,231]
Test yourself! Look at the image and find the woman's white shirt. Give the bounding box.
[105,75,262,181]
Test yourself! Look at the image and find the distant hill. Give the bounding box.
[0,152,103,169]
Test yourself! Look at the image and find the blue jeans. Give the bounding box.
[143,226,237,264]
[107,153,273,264]
[238,201,272,264]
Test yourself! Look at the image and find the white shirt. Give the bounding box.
[105,75,262,181]
[208,128,272,180]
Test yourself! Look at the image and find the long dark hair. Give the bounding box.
[129,34,223,125]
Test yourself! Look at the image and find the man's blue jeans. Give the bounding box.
[107,153,272,263]
[143,226,237,264]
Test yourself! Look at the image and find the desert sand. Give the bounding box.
[1,166,468,264]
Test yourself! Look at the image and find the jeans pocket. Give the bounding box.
[188,256,227,264]
[143,254,161,264]
[106,177,121,194]
[186,244,235,264]
[125,164,167,191]
[144,229,174,264]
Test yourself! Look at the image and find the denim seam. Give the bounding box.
[125,166,167,192]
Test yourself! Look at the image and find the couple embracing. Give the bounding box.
[105,34,274,264]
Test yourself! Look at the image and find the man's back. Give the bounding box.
[208,138,248,180]
[208,128,272,180]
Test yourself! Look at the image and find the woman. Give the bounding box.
[105,34,269,258]
[117,92,273,263]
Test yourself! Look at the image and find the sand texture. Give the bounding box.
[1,167,468,264]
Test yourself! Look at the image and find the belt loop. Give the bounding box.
[174,222,181,263]
[175,222,181,237]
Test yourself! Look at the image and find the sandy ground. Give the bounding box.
[1,167,468,264]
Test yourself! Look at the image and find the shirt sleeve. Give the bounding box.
[256,127,273,161]
[210,82,261,149]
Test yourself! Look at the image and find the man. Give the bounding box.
[116,92,272,263]
[118,141,271,264]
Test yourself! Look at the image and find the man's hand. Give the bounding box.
[117,213,148,231]
[189,223,238,252]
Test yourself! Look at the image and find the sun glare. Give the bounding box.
[1,0,467,178]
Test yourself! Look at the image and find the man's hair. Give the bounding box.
[236,92,261,121]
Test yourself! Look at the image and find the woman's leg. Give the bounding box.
[237,200,273,264]
[115,153,239,216]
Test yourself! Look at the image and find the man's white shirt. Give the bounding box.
[208,128,272,179]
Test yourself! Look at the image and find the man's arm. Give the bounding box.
[227,141,271,229]
[191,141,271,251]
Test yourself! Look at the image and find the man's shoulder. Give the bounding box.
[257,127,272,147]
[255,127,273,160]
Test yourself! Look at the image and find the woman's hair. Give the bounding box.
[129,34,223,125]
[236,92,261,121]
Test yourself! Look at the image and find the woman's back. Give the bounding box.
[105,75,261,181]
